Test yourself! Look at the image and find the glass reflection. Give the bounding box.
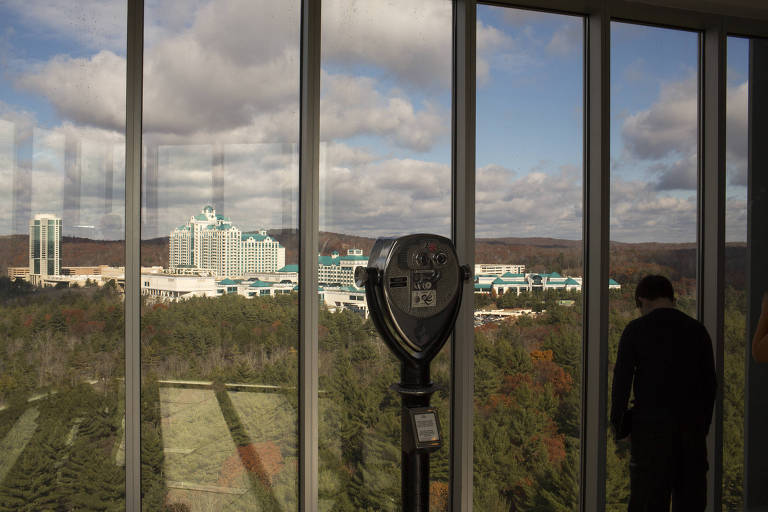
[0,1,127,509]
[319,0,452,509]
[141,1,301,509]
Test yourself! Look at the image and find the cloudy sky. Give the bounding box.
[0,0,749,243]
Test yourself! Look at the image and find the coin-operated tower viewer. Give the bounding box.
[355,234,471,512]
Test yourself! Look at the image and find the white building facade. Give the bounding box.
[29,214,62,281]
[318,248,368,286]
[474,270,621,295]
[169,206,285,277]
[474,263,526,276]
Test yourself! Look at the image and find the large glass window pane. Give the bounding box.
[607,23,699,510]
[473,7,584,509]
[0,1,126,509]
[319,1,452,509]
[140,1,300,509]
[723,35,749,512]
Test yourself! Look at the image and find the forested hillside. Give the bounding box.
[0,238,749,510]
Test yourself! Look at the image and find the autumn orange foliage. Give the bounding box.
[219,442,284,489]
[430,481,449,511]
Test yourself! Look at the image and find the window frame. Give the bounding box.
[118,0,768,510]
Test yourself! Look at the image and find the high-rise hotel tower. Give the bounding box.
[170,206,285,277]
[29,214,62,279]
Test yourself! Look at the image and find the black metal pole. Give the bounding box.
[399,363,433,512]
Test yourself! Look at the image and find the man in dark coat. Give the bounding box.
[610,275,716,511]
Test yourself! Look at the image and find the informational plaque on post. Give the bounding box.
[414,412,439,442]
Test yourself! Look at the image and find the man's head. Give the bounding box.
[634,275,675,315]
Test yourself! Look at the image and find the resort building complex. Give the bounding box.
[169,206,285,277]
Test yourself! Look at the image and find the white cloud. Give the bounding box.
[11,0,459,154]
[546,22,581,57]
[611,178,697,243]
[320,156,451,236]
[725,197,747,242]
[0,112,126,238]
[476,163,582,239]
[321,0,452,89]
[621,76,698,161]
[323,141,377,167]
[320,73,448,152]
[650,153,697,191]
[619,75,748,193]
[726,81,748,187]
[17,51,126,132]
[621,77,748,179]
[477,21,515,84]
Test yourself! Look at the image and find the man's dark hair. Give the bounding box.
[635,275,675,306]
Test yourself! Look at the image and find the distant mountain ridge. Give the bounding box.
[0,233,746,288]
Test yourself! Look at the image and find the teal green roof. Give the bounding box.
[218,278,238,285]
[475,283,492,290]
[203,205,214,212]
[609,279,620,286]
[340,255,368,261]
[544,272,562,278]
[249,280,272,288]
[564,278,580,285]
[501,272,524,278]
[279,265,299,272]
[194,213,207,221]
[319,255,340,266]
[215,213,229,220]
[492,278,526,285]
[242,233,268,241]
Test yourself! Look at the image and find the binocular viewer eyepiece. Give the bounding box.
[355,233,471,367]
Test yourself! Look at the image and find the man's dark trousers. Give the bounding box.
[628,418,708,512]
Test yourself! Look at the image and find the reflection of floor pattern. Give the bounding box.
[159,388,258,511]
[228,391,298,509]
[0,408,39,484]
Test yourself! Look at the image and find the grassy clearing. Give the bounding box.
[0,407,40,484]
[228,391,298,509]
[159,387,261,511]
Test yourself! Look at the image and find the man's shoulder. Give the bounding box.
[640,308,711,340]
[663,308,707,331]
[627,308,706,331]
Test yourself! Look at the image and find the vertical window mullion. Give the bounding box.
[451,1,476,511]
[699,24,726,512]
[299,0,321,510]
[582,9,610,512]
[125,0,144,510]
